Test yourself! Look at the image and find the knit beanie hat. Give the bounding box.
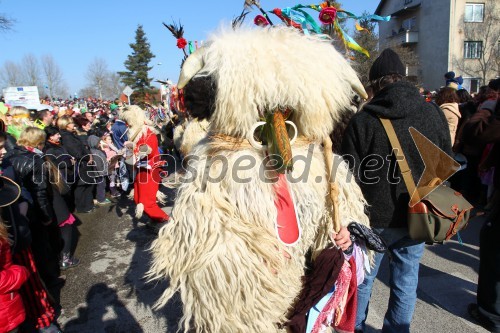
[488,78,500,92]
[369,48,406,81]
[444,71,456,80]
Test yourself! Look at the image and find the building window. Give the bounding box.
[402,17,417,30]
[464,41,483,58]
[463,78,481,93]
[464,3,484,22]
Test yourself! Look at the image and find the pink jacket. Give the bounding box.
[102,143,119,169]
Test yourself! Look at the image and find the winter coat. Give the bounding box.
[454,101,479,153]
[6,125,24,140]
[440,102,461,145]
[0,239,29,333]
[43,141,75,182]
[342,81,452,228]
[5,146,54,224]
[102,144,119,169]
[111,120,128,150]
[88,135,108,178]
[60,129,94,185]
[463,104,500,188]
[0,166,32,253]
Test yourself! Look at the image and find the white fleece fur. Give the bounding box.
[149,26,368,333]
[179,118,210,156]
[200,27,360,141]
[149,141,368,333]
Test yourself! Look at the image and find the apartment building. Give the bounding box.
[375,0,499,92]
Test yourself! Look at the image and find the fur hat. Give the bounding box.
[177,27,367,141]
[369,48,405,81]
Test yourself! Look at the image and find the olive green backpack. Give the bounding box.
[379,117,473,243]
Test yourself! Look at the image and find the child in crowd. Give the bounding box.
[101,132,123,198]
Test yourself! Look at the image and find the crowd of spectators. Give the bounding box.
[0,97,147,333]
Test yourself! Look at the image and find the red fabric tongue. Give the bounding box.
[274,173,300,245]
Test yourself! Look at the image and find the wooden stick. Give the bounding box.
[322,136,341,233]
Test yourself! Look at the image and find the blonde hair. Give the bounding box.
[17,127,46,148]
[9,106,31,128]
[56,115,74,130]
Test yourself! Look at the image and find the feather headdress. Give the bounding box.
[163,20,189,59]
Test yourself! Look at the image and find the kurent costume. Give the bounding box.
[149,26,373,333]
[120,106,169,223]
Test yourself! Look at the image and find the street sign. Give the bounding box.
[123,86,134,105]
[123,86,134,96]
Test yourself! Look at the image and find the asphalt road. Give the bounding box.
[57,194,490,333]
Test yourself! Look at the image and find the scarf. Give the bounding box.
[47,139,61,146]
[24,146,44,155]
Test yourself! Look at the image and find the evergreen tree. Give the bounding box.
[118,25,156,104]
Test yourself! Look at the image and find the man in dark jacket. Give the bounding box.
[342,49,451,333]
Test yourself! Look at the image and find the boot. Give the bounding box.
[110,186,120,198]
[60,253,80,270]
[38,322,64,333]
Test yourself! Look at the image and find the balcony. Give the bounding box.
[387,30,419,45]
[402,30,418,44]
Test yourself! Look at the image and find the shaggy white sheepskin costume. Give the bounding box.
[120,106,168,219]
[174,118,210,157]
[149,27,369,333]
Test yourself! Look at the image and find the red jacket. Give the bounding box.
[0,239,29,333]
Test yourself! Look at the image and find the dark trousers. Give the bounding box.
[74,183,94,212]
[29,222,61,288]
[60,224,74,255]
[95,176,106,202]
[477,216,500,328]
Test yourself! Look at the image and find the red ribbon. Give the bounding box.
[272,8,303,30]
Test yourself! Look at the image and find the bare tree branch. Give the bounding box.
[41,54,67,99]
[453,1,500,84]
[0,61,23,86]
[21,53,42,87]
[0,14,14,31]
[85,58,109,99]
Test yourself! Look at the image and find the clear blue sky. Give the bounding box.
[0,0,378,96]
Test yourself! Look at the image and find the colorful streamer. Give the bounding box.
[251,2,391,58]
